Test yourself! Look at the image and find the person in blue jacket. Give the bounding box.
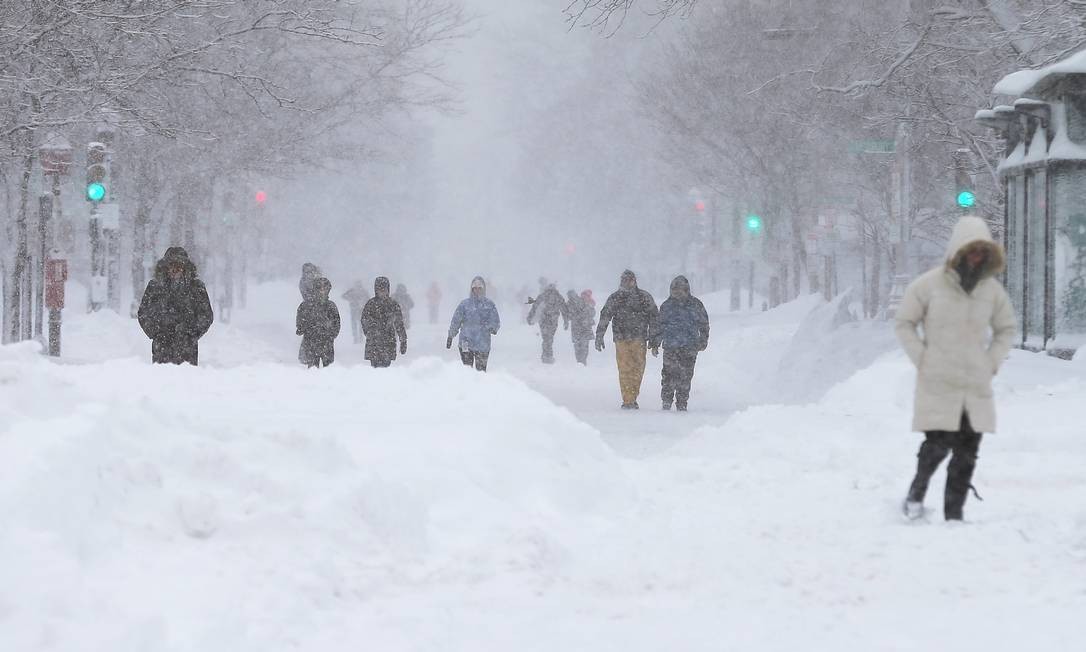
[447,276,501,372]
[651,275,710,411]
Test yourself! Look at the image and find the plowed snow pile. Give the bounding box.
[0,343,628,650]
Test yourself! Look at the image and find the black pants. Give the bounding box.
[460,348,489,372]
[573,339,590,365]
[300,341,334,368]
[661,347,698,408]
[907,413,982,520]
[540,321,558,362]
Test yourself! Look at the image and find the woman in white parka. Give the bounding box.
[895,216,1017,521]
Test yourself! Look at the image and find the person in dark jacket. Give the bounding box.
[567,289,596,365]
[296,277,341,368]
[341,280,370,344]
[137,246,214,365]
[362,277,408,368]
[392,283,415,331]
[448,276,501,372]
[651,276,710,411]
[527,283,569,364]
[595,270,659,409]
[299,262,322,301]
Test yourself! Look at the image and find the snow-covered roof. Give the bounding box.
[995,49,1086,96]
[1014,98,1048,111]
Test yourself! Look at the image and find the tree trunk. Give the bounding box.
[870,233,882,317]
[10,128,35,341]
[861,226,870,318]
[131,195,151,317]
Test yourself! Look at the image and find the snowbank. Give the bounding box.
[774,290,899,403]
[0,346,629,650]
[646,350,1086,650]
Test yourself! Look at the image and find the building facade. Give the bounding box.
[979,52,1086,358]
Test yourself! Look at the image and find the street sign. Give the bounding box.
[848,139,895,154]
[45,259,68,309]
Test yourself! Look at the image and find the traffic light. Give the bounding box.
[86,142,107,203]
[255,190,267,205]
[746,214,763,233]
[957,190,977,209]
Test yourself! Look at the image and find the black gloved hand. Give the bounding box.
[446,337,453,350]
[651,346,659,357]
[400,341,408,355]
[595,338,605,352]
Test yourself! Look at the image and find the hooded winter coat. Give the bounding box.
[296,285,341,365]
[567,290,596,342]
[137,247,214,365]
[341,282,370,311]
[596,271,659,343]
[449,277,501,354]
[654,276,710,351]
[528,285,569,328]
[362,277,408,364]
[895,216,1017,433]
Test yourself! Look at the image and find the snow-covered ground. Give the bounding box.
[2,282,1085,651]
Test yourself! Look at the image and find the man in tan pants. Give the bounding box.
[595,270,659,409]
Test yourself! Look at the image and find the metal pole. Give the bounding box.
[106,226,120,312]
[749,259,755,309]
[48,308,61,356]
[89,207,102,311]
[35,194,52,338]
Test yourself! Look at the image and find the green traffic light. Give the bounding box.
[86,182,106,202]
[746,214,763,232]
[957,190,976,209]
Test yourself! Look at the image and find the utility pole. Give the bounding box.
[86,140,108,311]
[35,194,52,338]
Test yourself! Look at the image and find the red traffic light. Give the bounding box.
[564,242,576,255]
[255,191,267,204]
[694,200,706,213]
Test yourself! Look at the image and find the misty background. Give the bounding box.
[3,0,1081,338]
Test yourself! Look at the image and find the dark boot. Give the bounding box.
[907,432,951,504]
[944,431,982,520]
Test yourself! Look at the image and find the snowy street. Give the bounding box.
[6,2,1086,649]
[3,282,1084,651]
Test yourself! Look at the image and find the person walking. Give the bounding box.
[361,277,408,368]
[296,277,341,368]
[137,247,214,365]
[393,283,415,331]
[652,276,710,411]
[448,276,501,372]
[896,216,1016,521]
[341,280,370,344]
[595,270,659,409]
[527,283,569,364]
[427,281,442,325]
[567,289,596,365]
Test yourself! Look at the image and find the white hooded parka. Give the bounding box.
[895,216,1017,433]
